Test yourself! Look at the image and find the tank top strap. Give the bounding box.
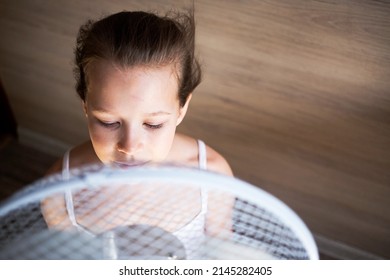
[197,139,207,170]
[197,139,208,214]
[62,148,78,228]
[62,149,71,180]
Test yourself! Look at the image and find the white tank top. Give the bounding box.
[62,139,208,259]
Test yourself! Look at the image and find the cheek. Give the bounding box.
[149,127,177,160]
[88,123,107,143]
[88,123,116,160]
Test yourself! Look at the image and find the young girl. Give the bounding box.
[42,10,234,259]
[47,10,232,177]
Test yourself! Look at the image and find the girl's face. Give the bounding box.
[84,60,190,166]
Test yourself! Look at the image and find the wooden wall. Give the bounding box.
[0,0,389,259]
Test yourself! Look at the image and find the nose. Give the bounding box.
[116,126,143,156]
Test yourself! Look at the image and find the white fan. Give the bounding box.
[0,164,319,260]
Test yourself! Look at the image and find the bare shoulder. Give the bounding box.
[45,158,63,176]
[204,144,233,176]
[45,141,98,176]
[173,133,233,176]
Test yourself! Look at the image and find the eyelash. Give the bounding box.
[98,121,119,128]
[97,120,163,130]
[144,123,163,129]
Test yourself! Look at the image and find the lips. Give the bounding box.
[112,160,149,168]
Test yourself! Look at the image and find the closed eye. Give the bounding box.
[144,123,163,129]
[98,120,120,129]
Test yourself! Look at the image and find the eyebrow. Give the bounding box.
[91,109,171,116]
[146,111,172,116]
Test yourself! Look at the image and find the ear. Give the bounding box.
[82,100,88,117]
[176,94,192,126]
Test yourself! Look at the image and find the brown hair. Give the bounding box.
[74,10,202,107]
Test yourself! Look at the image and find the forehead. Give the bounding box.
[86,59,179,90]
[85,60,180,110]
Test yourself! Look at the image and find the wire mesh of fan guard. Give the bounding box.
[0,164,318,260]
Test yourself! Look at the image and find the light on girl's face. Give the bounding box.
[83,60,189,166]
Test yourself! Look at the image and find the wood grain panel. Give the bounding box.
[0,0,389,258]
